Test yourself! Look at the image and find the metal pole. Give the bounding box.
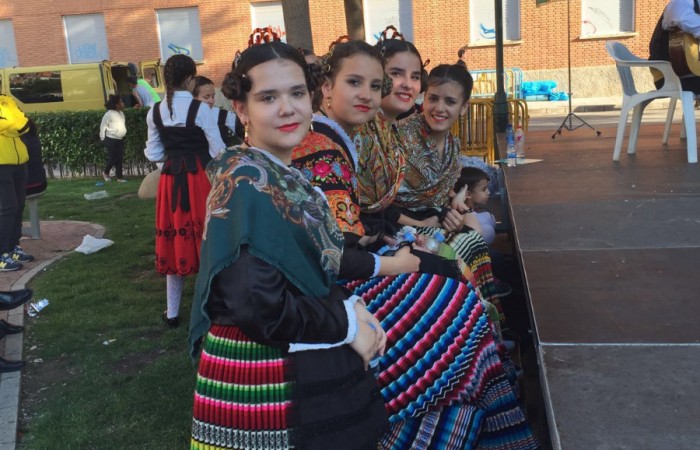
[493,0,508,132]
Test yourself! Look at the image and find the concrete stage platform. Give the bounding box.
[502,121,700,449]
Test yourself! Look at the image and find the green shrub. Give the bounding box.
[29,108,151,177]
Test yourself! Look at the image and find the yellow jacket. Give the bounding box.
[0,95,29,165]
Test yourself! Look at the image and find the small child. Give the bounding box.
[450,166,496,245]
[99,94,127,182]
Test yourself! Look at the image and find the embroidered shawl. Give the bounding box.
[352,111,406,213]
[394,114,462,209]
[291,116,365,236]
[189,146,344,358]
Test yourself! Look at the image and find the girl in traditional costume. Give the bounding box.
[353,26,509,319]
[188,30,388,450]
[144,55,226,328]
[192,76,242,147]
[293,36,538,450]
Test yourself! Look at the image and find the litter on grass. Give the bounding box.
[75,235,114,254]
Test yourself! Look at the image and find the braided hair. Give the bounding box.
[427,64,474,102]
[163,54,196,119]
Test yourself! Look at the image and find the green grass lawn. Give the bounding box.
[19,178,196,449]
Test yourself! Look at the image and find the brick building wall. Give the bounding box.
[0,0,253,86]
[309,0,347,55]
[0,0,670,94]
[410,0,666,71]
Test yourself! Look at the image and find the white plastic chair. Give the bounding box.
[605,41,697,164]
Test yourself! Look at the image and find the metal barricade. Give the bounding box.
[450,98,530,163]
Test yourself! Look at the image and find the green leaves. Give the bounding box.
[29,108,150,176]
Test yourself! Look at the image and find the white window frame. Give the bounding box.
[250,1,287,42]
[63,14,110,64]
[0,19,19,68]
[363,0,414,45]
[581,0,635,36]
[470,0,521,44]
[156,7,204,62]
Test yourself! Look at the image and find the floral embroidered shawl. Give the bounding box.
[291,116,365,236]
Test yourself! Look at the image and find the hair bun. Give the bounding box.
[221,71,251,101]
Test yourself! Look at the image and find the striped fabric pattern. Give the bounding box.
[417,227,503,319]
[380,405,483,450]
[344,273,492,419]
[191,325,293,450]
[344,273,539,450]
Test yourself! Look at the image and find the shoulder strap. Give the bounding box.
[186,100,202,127]
[152,101,163,128]
[218,108,228,126]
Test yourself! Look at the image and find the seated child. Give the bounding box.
[450,166,496,245]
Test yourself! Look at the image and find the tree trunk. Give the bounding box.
[282,0,314,51]
[344,0,365,41]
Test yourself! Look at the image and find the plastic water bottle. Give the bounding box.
[505,125,516,167]
[515,125,525,164]
[84,190,109,200]
[424,231,443,253]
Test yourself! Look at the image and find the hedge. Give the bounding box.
[29,108,153,178]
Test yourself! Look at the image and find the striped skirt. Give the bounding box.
[417,227,503,320]
[191,325,292,450]
[344,273,538,450]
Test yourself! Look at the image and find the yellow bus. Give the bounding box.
[0,60,163,113]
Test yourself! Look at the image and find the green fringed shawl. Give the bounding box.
[189,146,344,359]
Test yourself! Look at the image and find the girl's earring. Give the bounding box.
[326,98,332,110]
[243,121,249,144]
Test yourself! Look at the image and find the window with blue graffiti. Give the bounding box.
[64,14,110,64]
[470,0,521,43]
[0,19,19,68]
[10,72,63,104]
[157,8,204,62]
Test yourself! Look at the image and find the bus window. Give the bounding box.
[142,67,160,88]
[10,71,63,103]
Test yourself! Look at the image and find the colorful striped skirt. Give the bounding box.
[191,325,292,450]
[344,273,538,450]
[417,227,503,319]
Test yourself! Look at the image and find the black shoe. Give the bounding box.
[0,319,23,335]
[491,279,512,298]
[0,356,26,373]
[161,311,179,329]
[0,289,33,311]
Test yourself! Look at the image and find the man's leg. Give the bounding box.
[0,165,19,255]
[10,164,27,249]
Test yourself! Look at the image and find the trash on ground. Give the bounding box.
[84,190,109,200]
[74,235,114,254]
[95,182,105,187]
[102,339,117,346]
[27,299,49,317]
